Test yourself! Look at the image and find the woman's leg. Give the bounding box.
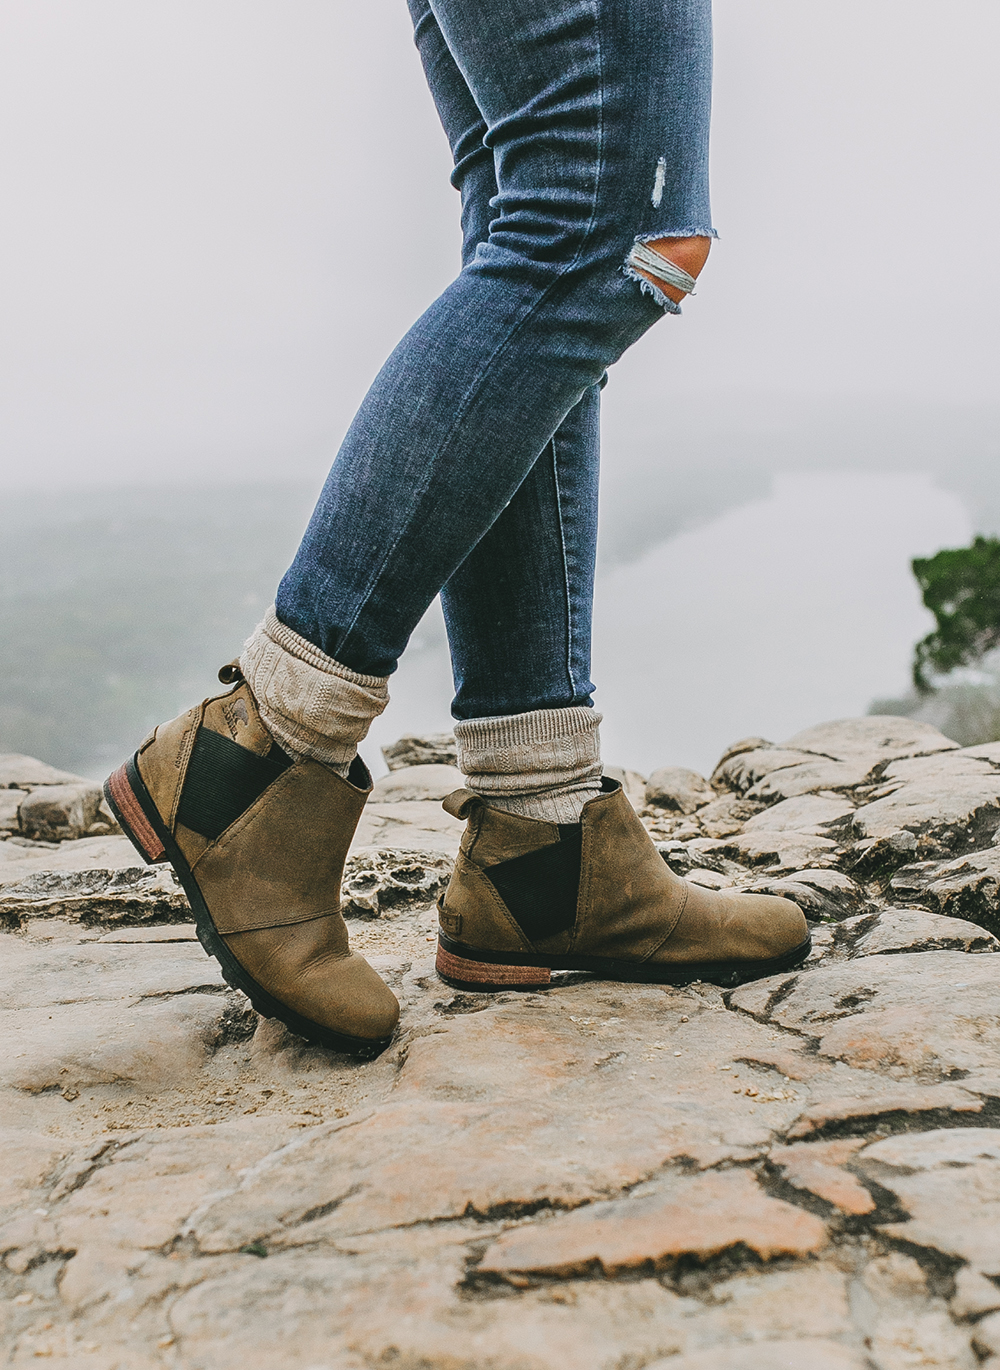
[442,389,600,720]
[392,0,713,822]
[405,0,600,723]
[274,0,715,685]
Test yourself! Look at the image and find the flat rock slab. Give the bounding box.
[352,798,465,854]
[731,949,1000,1083]
[0,950,987,1368]
[746,757,877,802]
[783,716,959,762]
[2,716,999,1368]
[477,1170,827,1277]
[859,1128,1000,1280]
[188,986,831,1256]
[0,865,189,927]
[2,990,232,1094]
[712,747,821,795]
[649,1343,869,1370]
[721,829,840,872]
[369,763,464,802]
[0,753,90,788]
[742,795,856,834]
[0,834,139,875]
[3,938,224,1010]
[769,1137,874,1214]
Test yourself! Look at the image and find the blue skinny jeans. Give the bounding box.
[277,0,715,720]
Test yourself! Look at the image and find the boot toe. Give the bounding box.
[733,892,809,959]
[224,929,400,1046]
[284,951,400,1043]
[319,952,401,1041]
[660,884,809,965]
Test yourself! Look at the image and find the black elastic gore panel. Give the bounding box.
[485,824,582,942]
[176,728,291,840]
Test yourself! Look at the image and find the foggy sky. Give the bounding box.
[3,1,1000,777]
[1,0,998,491]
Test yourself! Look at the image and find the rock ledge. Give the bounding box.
[3,716,1000,1369]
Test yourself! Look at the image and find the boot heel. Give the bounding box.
[104,762,166,864]
[436,942,550,990]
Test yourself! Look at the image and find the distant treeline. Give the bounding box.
[871,536,1000,748]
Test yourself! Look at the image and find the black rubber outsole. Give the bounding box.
[436,929,813,992]
[104,754,393,1061]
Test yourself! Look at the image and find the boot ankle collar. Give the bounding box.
[442,787,482,820]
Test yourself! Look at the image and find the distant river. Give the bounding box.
[592,469,971,776]
[364,469,971,781]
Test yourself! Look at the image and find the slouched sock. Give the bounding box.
[454,706,603,824]
[239,606,389,777]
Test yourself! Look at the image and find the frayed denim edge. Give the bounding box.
[622,264,682,314]
[634,227,719,244]
[623,226,718,313]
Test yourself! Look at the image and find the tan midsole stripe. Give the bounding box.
[108,764,165,861]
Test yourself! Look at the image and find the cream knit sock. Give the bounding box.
[454,706,603,824]
[239,607,389,778]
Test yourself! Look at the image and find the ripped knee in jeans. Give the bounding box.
[623,231,712,313]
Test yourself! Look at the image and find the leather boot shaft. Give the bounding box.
[106,668,399,1056]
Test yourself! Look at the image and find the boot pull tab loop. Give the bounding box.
[218,661,244,685]
[442,788,482,820]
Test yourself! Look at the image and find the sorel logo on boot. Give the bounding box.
[439,911,462,937]
[223,698,250,738]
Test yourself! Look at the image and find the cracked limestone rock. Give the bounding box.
[850,746,1000,868]
[341,847,453,918]
[851,1251,978,1370]
[381,732,457,770]
[0,865,190,928]
[0,752,120,840]
[730,949,1000,1084]
[858,1129,1000,1280]
[369,763,464,802]
[644,766,714,814]
[3,715,1000,1368]
[851,905,1000,955]
[476,1169,827,1277]
[890,846,1000,935]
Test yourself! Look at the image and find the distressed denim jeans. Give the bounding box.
[277,0,715,719]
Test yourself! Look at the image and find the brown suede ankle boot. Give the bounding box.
[435,780,810,990]
[104,665,399,1058]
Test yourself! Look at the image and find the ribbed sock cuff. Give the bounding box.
[454,706,603,824]
[239,607,389,775]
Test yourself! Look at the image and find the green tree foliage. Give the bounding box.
[912,536,1000,692]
